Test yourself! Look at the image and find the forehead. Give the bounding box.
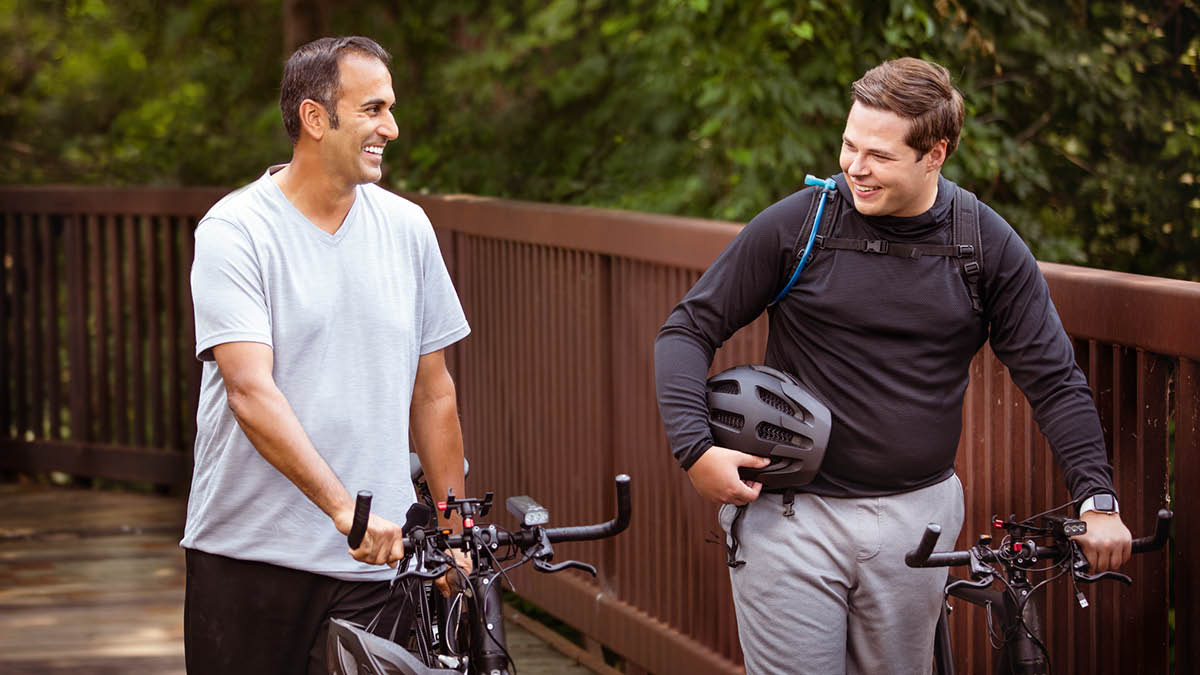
[843,101,914,153]
[335,52,394,103]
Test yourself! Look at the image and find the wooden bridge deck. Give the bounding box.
[0,483,599,674]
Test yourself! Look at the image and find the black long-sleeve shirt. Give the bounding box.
[654,173,1115,501]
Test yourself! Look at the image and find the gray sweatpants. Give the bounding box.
[719,474,964,675]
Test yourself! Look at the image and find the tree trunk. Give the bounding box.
[282,0,331,57]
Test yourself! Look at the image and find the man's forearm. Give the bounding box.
[227,380,353,524]
[411,391,467,532]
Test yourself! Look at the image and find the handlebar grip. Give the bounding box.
[1131,509,1173,553]
[347,490,372,549]
[905,524,942,567]
[544,474,633,544]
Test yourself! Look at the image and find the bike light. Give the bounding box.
[1045,515,1088,538]
[506,495,550,527]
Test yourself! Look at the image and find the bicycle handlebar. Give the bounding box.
[905,508,1173,568]
[347,474,633,553]
[347,490,373,549]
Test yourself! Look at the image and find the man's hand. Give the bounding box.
[686,445,771,505]
[1072,512,1132,572]
[338,510,406,567]
[435,549,473,598]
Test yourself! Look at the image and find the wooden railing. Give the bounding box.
[2,186,1197,674]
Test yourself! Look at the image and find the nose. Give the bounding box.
[847,153,868,177]
[379,109,399,141]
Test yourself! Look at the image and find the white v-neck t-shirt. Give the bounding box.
[183,168,470,580]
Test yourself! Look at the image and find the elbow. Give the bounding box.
[412,375,458,413]
[222,373,269,420]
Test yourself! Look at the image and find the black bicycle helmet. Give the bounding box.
[706,364,832,489]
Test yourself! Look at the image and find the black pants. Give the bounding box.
[184,549,409,675]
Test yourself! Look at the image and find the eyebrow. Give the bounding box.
[359,98,390,108]
[843,136,899,159]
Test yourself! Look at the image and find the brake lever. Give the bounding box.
[523,527,598,576]
[946,574,995,595]
[967,546,996,581]
[393,532,453,581]
[533,558,598,577]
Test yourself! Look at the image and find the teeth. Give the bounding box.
[364,146,384,155]
[853,182,879,193]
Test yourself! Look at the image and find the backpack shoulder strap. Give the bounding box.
[953,185,983,313]
[771,177,840,306]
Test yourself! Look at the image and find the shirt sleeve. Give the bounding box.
[191,217,273,361]
[416,211,470,355]
[980,204,1116,502]
[653,190,813,469]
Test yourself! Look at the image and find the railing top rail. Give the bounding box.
[2,186,1197,359]
[0,185,229,216]
[407,192,742,270]
[1041,262,1200,361]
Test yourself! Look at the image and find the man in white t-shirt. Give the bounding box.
[183,35,471,674]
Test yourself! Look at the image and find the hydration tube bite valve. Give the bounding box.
[806,174,837,191]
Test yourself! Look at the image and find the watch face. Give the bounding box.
[1093,494,1116,512]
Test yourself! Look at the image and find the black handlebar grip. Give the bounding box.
[1131,508,1173,553]
[542,474,634,544]
[347,490,372,549]
[904,523,942,567]
[613,474,632,533]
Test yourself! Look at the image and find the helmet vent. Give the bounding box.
[756,422,812,449]
[756,387,795,415]
[709,380,740,395]
[711,410,745,430]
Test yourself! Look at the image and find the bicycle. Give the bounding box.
[905,506,1172,675]
[329,467,633,675]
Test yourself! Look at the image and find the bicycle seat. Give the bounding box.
[408,453,470,484]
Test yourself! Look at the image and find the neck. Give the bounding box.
[887,172,941,218]
[271,151,357,234]
[912,174,941,215]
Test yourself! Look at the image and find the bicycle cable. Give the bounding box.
[987,544,1068,674]
[1014,500,1075,528]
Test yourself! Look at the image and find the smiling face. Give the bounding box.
[838,101,946,218]
[319,52,398,188]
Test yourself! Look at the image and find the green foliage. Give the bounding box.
[3,0,1198,279]
[0,0,287,186]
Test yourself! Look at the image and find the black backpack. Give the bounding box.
[774,175,984,313]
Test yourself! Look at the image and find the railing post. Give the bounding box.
[1177,359,1200,675]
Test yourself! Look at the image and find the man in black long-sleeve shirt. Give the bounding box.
[654,58,1131,674]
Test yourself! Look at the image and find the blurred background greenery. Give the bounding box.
[1,0,1197,279]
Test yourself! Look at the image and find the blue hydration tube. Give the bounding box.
[770,174,837,305]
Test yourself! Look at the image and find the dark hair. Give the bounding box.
[850,57,964,159]
[280,36,392,144]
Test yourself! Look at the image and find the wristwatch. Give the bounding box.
[1079,493,1119,515]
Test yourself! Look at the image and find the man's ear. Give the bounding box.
[924,139,948,173]
[298,99,328,141]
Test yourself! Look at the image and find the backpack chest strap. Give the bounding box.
[814,235,975,261]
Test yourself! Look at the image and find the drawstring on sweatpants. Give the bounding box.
[708,490,798,568]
